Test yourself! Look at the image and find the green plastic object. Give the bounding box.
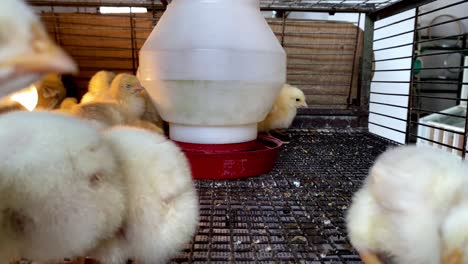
[413,58,422,75]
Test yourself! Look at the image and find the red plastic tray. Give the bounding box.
[176,140,257,153]
[175,135,283,180]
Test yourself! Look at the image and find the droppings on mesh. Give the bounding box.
[171,130,395,263]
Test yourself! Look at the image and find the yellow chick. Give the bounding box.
[0,102,25,115]
[70,101,163,134]
[141,91,165,129]
[346,145,468,264]
[108,73,146,118]
[0,0,77,98]
[257,83,308,133]
[90,127,199,264]
[59,97,78,110]
[441,202,468,264]
[35,73,66,109]
[136,67,164,128]
[81,70,115,104]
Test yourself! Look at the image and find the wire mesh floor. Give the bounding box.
[171,129,396,263]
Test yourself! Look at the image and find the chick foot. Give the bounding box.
[269,129,291,144]
[359,251,383,264]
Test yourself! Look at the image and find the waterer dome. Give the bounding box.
[138,0,286,144]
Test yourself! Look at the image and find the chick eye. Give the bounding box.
[125,84,132,90]
[296,98,300,102]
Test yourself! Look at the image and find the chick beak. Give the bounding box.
[2,23,78,76]
[133,85,145,94]
[359,251,384,264]
[300,101,308,108]
[442,249,463,264]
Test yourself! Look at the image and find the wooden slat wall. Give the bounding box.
[39,12,363,108]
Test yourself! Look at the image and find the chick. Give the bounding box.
[136,68,165,129]
[0,0,77,98]
[440,156,468,264]
[70,101,163,134]
[346,145,468,264]
[0,84,37,112]
[0,111,125,263]
[81,71,115,104]
[35,73,66,109]
[141,91,164,128]
[0,101,26,114]
[108,73,146,118]
[59,97,78,111]
[257,83,307,133]
[441,201,468,264]
[89,127,199,264]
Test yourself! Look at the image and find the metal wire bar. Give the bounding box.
[409,133,466,151]
[370,101,409,109]
[286,52,355,56]
[375,91,461,101]
[463,114,468,159]
[412,108,466,119]
[373,49,468,62]
[411,121,466,136]
[370,0,437,20]
[374,66,468,71]
[281,11,286,46]
[374,15,468,42]
[129,11,137,74]
[416,33,468,45]
[413,80,468,86]
[348,12,362,107]
[456,35,467,105]
[369,110,408,122]
[369,121,407,134]
[373,0,467,30]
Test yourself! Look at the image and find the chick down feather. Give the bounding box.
[89,127,199,264]
[0,111,125,263]
[347,145,467,264]
[257,83,307,133]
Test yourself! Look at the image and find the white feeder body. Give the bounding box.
[139,0,286,144]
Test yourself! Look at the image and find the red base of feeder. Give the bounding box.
[175,135,283,180]
[176,140,257,153]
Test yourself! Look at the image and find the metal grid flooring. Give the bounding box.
[171,129,396,263]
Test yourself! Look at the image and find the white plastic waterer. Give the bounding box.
[138,0,286,144]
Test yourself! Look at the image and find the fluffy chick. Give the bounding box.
[257,83,307,133]
[346,145,467,264]
[441,202,468,264]
[141,91,164,128]
[136,68,164,129]
[0,101,26,114]
[108,73,146,118]
[0,111,125,263]
[89,127,199,264]
[70,101,163,134]
[59,97,78,110]
[81,71,115,104]
[0,0,77,98]
[35,73,66,109]
[440,158,468,264]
